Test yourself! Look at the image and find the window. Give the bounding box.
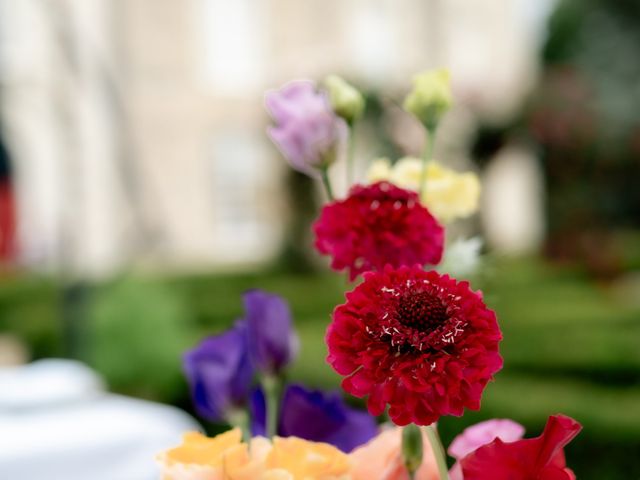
[348,0,396,83]
[198,0,267,95]
[209,129,281,263]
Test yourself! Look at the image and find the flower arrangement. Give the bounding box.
[158,70,582,479]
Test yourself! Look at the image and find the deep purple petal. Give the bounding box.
[183,321,253,422]
[244,290,299,374]
[279,384,378,452]
[249,387,267,437]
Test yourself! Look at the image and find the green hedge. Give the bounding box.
[0,258,638,478]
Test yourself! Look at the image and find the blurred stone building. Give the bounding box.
[0,0,548,276]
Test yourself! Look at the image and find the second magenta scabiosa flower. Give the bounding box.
[313,182,444,280]
[326,264,503,426]
[265,80,346,176]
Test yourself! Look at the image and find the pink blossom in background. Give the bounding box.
[448,419,525,480]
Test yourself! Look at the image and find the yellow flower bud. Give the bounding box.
[403,69,452,130]
[325,75,365,125]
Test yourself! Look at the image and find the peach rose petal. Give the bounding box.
[349,427,440,480]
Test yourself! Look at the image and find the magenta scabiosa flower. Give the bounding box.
[314,182,444,280]
[327,265,502,426]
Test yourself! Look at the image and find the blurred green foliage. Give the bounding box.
[0,275,61,358]
[84,277,195,401]
[0,257,638,477]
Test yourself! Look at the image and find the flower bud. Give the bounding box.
[244,289,299,375]
[324,75,365,125]
[266,80,346,176]
[402,424,424,476]
[403,69,452,130]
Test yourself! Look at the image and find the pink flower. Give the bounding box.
[349,427,439,480]
[448,419,525,480]
[460,414,582,480]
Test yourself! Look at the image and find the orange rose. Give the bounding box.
[158,430,351,480]
[266,436,351,479]
[158,429,264,480]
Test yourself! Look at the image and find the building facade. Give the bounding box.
[0,0,543,276]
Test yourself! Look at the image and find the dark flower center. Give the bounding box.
[398,290,448,332]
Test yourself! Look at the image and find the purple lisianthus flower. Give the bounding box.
[183,321,254,422]
[244,289,299,374]
[265,80,346,176]
[251,384,378,452]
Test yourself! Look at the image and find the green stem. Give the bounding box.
[346,124,357,186]
[320,167,335,201]
[402,423,424,478]
[261,375,281,438]
[419,127,437,198]
[425,424,450,480]
[227,409,250,441]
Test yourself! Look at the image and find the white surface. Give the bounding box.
[0,359,104,409]
[0,359,201,480]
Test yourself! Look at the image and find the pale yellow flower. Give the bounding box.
[389,157,423,190]
[403,69,452,130]
[421,161,481,223]
[366,157,481,223]
[366,158,394,183]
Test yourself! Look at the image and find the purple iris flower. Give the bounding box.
[244,290,299,375]
[183,321,253,422]
[183,290,298,423]
[265,80,346,176]
[251,384,378,452]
